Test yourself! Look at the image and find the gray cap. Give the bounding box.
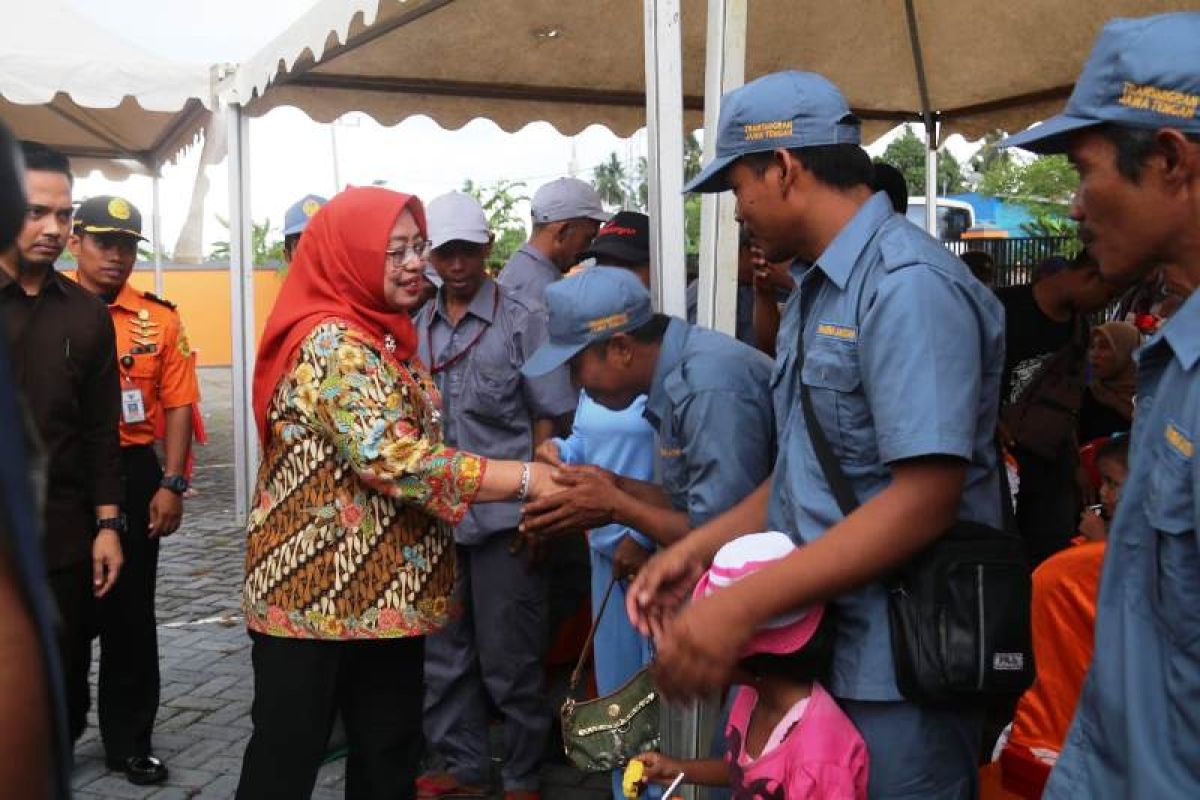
[427,191,491,249]
[530,177,609,224]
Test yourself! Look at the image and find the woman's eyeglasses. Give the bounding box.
[385,240,432,267]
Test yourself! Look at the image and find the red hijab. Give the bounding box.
[252,186,426,444]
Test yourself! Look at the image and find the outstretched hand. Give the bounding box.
[625,542,705,637]
[649,588,751,702]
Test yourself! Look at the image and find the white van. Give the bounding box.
[905,198,976,240]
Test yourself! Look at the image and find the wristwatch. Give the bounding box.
[96,515,127,534]
[161,474,190,495]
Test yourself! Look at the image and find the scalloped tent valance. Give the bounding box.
[0,1,215,177]
[233,0,1200,145]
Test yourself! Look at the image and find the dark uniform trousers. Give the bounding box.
[98,444,162,761]
[47,558,95,742]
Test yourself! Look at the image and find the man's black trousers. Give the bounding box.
[98,444,163,762]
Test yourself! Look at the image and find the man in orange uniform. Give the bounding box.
[69,195,199,786]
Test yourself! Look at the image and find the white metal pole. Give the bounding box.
[924,122,939,237]
[643,0,687,317]
[330,124,341,195]
[697,0,746,335]
[226,103,258,523]
[151,173,164,296]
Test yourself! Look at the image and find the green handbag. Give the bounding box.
[559,575,661,773]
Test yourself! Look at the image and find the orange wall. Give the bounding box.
[68,267,284,366]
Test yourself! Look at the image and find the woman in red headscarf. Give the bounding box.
[236,187,553,799]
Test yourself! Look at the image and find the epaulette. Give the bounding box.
[141,291,177,310]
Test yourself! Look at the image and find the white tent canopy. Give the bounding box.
[0,0,214,179]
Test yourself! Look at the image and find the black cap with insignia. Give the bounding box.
[74,195,147,240]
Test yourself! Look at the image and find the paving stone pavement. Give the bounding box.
[70,368,609,800]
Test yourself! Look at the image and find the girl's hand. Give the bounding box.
[635,752,685,786]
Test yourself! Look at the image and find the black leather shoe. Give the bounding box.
[106,755,168,786]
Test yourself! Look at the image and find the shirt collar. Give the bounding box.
[110,281,141,312]
[811,191,893,290]
[0,264,65,295]
[1158,290,1200,371]
[644,317,688,427]
[434,277,498,326]
[519,242,560,277]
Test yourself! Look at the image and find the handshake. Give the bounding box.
[512,441,631,561]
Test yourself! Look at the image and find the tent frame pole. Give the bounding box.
[643,0,687,318]
[226,103,258,524]
[925,121,939,236]
[696,0,746,335]
[151,171,165,296]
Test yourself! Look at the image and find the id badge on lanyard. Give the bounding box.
[121,382,147,424]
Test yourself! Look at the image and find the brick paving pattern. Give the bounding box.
[70,369,609,799]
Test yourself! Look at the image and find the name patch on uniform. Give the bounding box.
[586,312,630,333]
[659,446,682,458]
[1165,421,1194,458]
[815,322,858,342]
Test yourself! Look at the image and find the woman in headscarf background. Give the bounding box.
[1077,321,1140,443]
[235,187,556,800]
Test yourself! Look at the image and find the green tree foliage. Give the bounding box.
[590,133,705,254]
[978,154,1079,217]
[879,125,967,195]
[461,178,530,272]
[593,153,628,207]
[208,217,284,265]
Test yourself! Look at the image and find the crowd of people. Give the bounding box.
[0,8,1198,800]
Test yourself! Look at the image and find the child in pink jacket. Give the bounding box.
[635,531,868,799]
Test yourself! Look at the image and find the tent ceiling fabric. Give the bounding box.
[237,0,1199,142]
[0,0,214,175]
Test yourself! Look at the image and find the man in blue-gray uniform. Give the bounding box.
[281,194,326,265]
[521,266,775,548]
[415,192,577,800]
[496,177,607,306]
[1001,13,1200,798]
[627,71,1006,799]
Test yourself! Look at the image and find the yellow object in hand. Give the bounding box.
[622,759,646,799]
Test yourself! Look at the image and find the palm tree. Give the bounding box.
[592,153,627,208]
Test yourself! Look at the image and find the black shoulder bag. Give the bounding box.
[798,323,1034,706]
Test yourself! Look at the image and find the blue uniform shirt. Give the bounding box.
[496,242,560,308]
[416,278,576,544]
[553,391,658,556]
[766,191,1006,701]
[1045,291,1200,799]
[645,317,776,526]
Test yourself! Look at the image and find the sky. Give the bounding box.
[60,0,982,258]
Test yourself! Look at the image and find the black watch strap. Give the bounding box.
[161,474,189,495]
[96,515,126,534]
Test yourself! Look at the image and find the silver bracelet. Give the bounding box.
[517,462,531,502]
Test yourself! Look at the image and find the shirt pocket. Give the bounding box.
[463,365,523,427]
[1147,426,1200,654]
[800,339,876,464]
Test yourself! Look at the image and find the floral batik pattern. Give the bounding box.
[243,321,486,640]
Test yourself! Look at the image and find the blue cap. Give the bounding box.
[283,194,328,236]
[684,71,861,194]
[521,266,654,377]
[1003,13,1200,153]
